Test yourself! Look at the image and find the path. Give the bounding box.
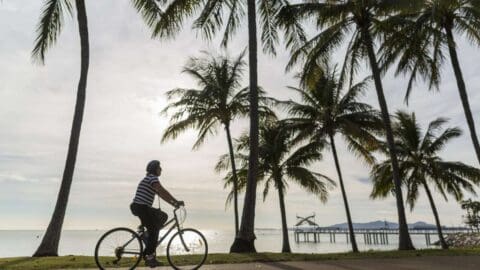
[110,255,480,270]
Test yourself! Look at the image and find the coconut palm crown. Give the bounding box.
[277,0,418,250]
[216,119,335,253]
[137,0,305,252]
[380,0,480,165]
[371,111,480,250]
[278,61,382,252]
[161,51,274,236]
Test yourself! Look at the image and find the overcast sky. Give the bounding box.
[1,1,479,232]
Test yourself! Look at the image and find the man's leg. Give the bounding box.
[146,208,161,253]
[131,204,156,255]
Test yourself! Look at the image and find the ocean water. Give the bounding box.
[0,229,437,258]
[0,229,437,257]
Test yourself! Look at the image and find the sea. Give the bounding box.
[0,229,437,258]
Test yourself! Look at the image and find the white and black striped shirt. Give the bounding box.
[133,174,160,206]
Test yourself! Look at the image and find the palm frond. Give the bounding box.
[131,0,164,29]
[32,0,73,63]
[153,0,202,38]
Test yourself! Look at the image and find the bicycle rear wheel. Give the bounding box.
[94,227,143,270]
[166,228,208,270]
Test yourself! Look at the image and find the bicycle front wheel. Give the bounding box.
[166,228,208,270]
[94,227,143,270]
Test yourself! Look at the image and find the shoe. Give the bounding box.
[144,255,162,268]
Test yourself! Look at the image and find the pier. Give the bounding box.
[293,227,471,246]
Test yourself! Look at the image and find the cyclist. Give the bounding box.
[130,160,184,268]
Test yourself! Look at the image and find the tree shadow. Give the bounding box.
[259,261,304,270]
[242,253,303,270]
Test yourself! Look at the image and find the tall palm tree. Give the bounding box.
[371,111,480,250]
[161,51,273,236]
[32,0,89,257]
[216,120,335,253]
[142,0,303,252]
[32,0,181,256]
[278,0,416,250]
[279,62,382,253]
[380,0,480,165]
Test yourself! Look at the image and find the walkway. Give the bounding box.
[140,255,480,270]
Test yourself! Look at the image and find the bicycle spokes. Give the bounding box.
[95,228,143,270]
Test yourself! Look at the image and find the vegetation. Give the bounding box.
[278,0,417,250]
[381,0,480,165]
[217,119,335,253]
[19,0,480,258]
[371,111,480,249]
[134,0,302,253]
[2,249,480,270]
[32,0,90,257]
[462,199,480,232]
[161,51,274,236]
[31,0,168,257]
[278,61,382,253]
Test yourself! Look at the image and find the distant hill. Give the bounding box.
[325,220,437,229]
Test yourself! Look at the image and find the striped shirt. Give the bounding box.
[133,174,160,206]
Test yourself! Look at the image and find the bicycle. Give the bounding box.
[94,206,208,270]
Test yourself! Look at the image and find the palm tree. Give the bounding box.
[161,51,273,236]
[31,0,181,256]
[279,62,382,252]
[32,0,89,257]
[380,0,480,165]
[371,111,480,250]
[278,0,416,250]
[136,0,307,252]
[216,120,335,253]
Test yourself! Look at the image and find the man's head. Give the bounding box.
[146,160,162,176]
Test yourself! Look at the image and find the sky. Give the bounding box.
[0,1,479,232]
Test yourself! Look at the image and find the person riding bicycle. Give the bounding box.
[130,160,184,268]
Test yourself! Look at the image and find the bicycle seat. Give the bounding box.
[137,225,146,232]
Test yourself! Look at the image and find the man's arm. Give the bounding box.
[152,182,183,207]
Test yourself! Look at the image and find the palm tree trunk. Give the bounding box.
[277,182,291,253]
[423,182,448,249]
[225,123,240,237]
[363,28,414,250]
[329,134,359,253]
[444,26,480,165]
[230,0,258,253]
[33,0,89,257]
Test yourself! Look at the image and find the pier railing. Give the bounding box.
[293,227,471,246]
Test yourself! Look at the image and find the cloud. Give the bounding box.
[0,0,478,231]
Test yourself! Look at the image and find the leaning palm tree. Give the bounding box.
[32,0,90,257]
[380,0,480,165]
[217,120,335,253]
[278,0,416,250]
[32,0,185,256]
[371,111,480,250]
[161,51,274,236]
[279,62,382,252]
[137,0,305,252]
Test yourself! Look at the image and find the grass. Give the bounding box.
[0,248,479,270]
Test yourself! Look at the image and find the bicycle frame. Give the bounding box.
[156,207,190,251]
[118,207,189,256]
